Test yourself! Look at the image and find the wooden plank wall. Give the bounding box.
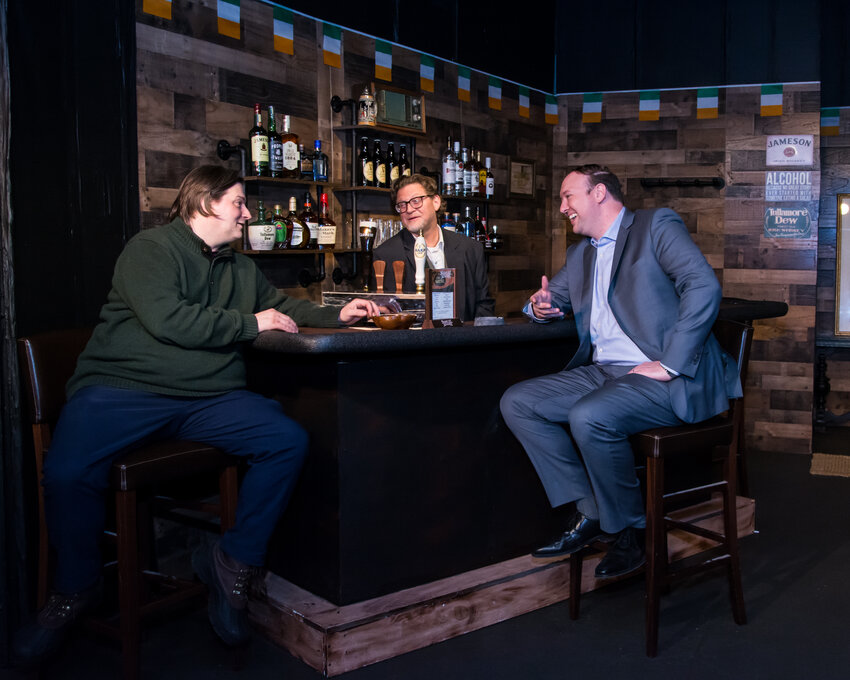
[134,1,553,312]
[559,85,820,455]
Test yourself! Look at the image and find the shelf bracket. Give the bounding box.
[217,140,247,178]
[298,253,327,288]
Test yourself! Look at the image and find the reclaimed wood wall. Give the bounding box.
[555,84,820,455]
[135,1,552,313]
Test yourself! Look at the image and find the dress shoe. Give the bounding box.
[532,513,605,558]
[595,526,646,578]
[193,539,255,646]
[12,580,102,667]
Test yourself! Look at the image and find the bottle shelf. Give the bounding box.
[239,248,361,255]
[333,186,393,194]
[333,124,426,138]
[243,176,340,190]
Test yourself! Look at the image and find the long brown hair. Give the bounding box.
[168,165,242,223]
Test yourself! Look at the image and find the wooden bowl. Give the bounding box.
[370,313,416,330]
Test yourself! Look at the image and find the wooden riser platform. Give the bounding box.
[249,496,755,677]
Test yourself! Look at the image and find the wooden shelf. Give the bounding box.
[333,186,393,194]
[239,248,361,255]
[333,124,426,138]
[243,176,342,190]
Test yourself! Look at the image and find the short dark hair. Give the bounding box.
[572,164,624,203]
[390,173,439,207]
[168,165,243,223]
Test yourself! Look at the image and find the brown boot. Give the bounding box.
[193,540,255,645]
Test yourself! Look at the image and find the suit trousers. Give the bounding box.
[42,385,308,593]
[500,364,683,534]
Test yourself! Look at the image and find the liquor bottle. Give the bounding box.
[312,140,328,182]
[463,148,478,196]
[477,151,487,195]
[387,142,399,184]
[358,137,374,186]
[453,141,463,197]
[441,212,457,232]
[268,106,283,178]
[299,192,318,248]
[399,144,411,177]
[286,196,309,249]
[373,140,387,188]
[474,207,487,242]
[299,143,313,179]
[489,224,504,250]
[248,200,275,250]
[272,204,289,249]
[441,137,456,196]
[317,192,336,250]
[485,157,495,200]
[462,148,474,197]
[281,115,300,178]
[458,206,474,238]
[249,103,269,177]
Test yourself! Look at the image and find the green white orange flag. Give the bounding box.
[273,7,294,55]
[217,0,240,39]
[518,86,530,118]
[760,84,783,116]
[697,88,719,119]
[458,66,471,102]
[375,40,392,81]
[821,108,840,136]
[323,24,341,68]
[545,95,558,125]
[420,55,435,92]
[488,77,502,110]
[142,0,171,19]
[582,93,602,123]
[639,90,660,121]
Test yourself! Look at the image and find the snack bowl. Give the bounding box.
[370,313,417,330]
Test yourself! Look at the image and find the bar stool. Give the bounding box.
[568,318,753,656]
[17,328,239,679]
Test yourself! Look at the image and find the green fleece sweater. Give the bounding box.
[68,218,340,398]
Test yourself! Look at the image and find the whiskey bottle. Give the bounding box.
[358,137,374,186]
[477,151,487,195]
[374,140,387,188]
[247,200,275,250]
[281,115,300,178]
[299,192,318,248]
[268,106,283,178]
[272,204,289,249]
[299,143,313,179]
[317,192,336,250]
[485,157,495,200]
[312,140,328,182]
[287,196,309,249]
[387,142,399,184]
[453,141,463,197]
[441,137,456,196]
[249,103,269,177]
[399,144,411,177]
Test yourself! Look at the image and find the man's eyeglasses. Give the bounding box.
[394,195,433,214]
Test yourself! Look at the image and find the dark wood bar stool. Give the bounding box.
[569,318,753,656]
[17,328,239,679]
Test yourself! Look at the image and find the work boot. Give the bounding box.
[193,539,255,646]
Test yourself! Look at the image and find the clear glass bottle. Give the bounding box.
[286,196,309,249]
[280,114,300,178]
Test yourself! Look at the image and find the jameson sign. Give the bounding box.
[764,207,811,238]
[765,170,813,201]
[766,135,814,167]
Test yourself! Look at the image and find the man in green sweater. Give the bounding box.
[14,165,380,662]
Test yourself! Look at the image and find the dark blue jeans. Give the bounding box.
[42,385,308,594]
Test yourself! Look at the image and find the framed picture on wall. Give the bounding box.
[836,194,850,335]
[509,159,535,198]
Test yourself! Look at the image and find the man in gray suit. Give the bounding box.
[500,164,739,578]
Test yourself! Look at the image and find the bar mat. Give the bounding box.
[810,453,850,478]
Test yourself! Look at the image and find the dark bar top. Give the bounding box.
[251,298,788,355]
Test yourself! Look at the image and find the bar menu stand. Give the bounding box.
[422,268,462,328]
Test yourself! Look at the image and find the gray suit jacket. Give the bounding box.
[374,228,495,321]
[547,208,740,423]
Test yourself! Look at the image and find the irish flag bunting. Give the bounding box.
[420,55,435,92]
[458,66,471,102]
[142,0,171,19]
[217,0,240,39]
[375,40,392,81]
[518,86,530,118]
[273,7,294,55]
[545,95,559,125]
[760,84,783,116]
[323,24,341,68]
[488,77,502,110]
[639,90,660,121]
[582,93,602,123]
[821,108,840,136]
[697,87,719,119]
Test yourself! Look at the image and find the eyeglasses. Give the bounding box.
[394,195,433,214]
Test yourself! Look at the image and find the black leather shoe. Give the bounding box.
[193,539,254,646]
[12,581,102,667]
[595,527,646,578]
[532,513,605,558]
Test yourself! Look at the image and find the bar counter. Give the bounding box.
[246,298,787,606]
